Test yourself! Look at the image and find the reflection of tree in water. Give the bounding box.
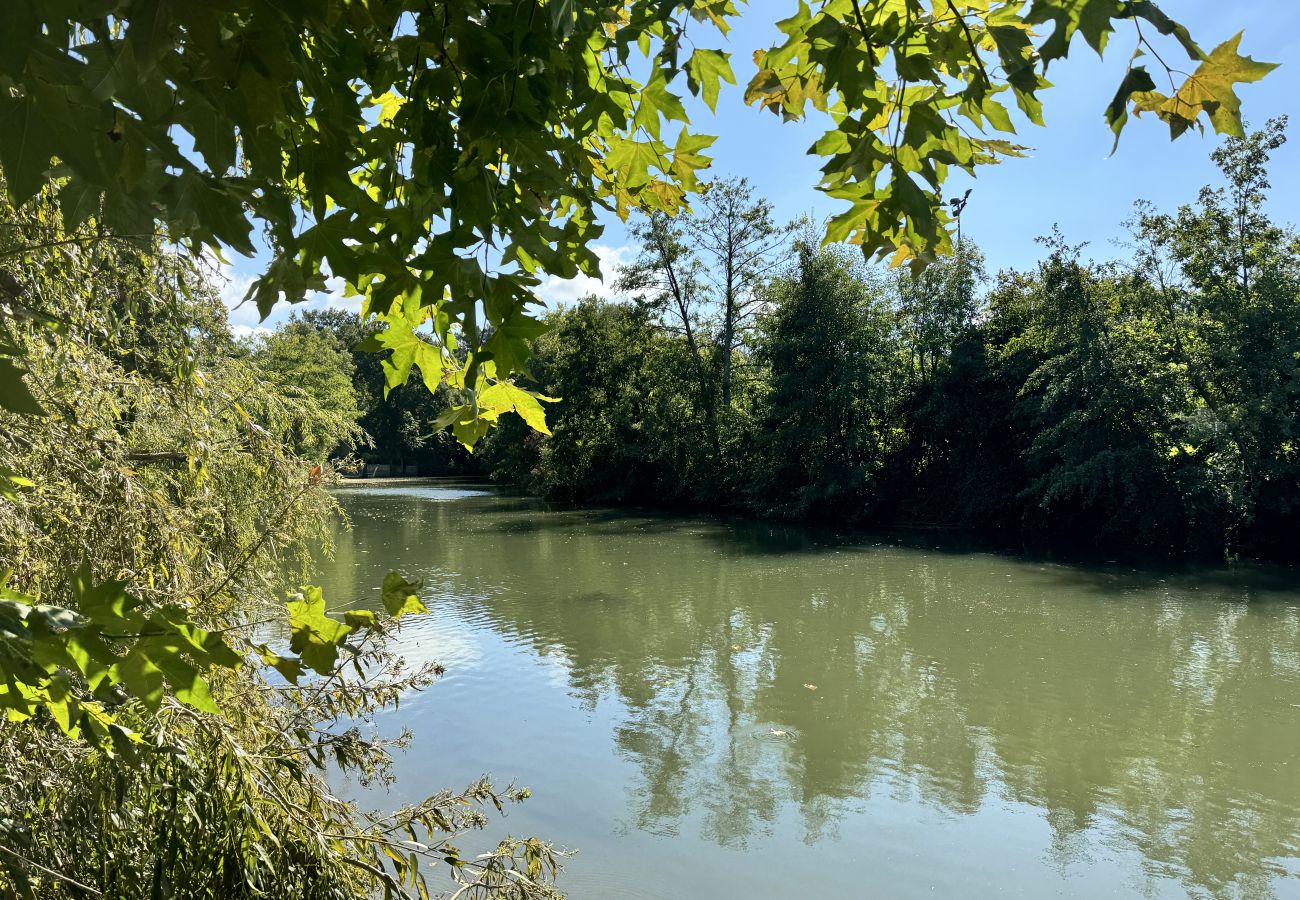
[331,493,1300,897]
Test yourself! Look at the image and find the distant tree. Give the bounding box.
[1134,117,1300,552]
[484,298,675,503]
[617,177,792,488]
[284,309,478,473]
[753,244,899,519]
[247,328,361,461]
[685,178,792,408]
[1002,240,1188,547]
[617,212,719,454]
[895,242,986,384]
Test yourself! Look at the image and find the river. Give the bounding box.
[319,479,1300,899]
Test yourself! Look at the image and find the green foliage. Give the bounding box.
[483,298,675,503]
[895,240,984,383]
[753,243,901,518]
[0,569,240,739]
[245,328,363,460]
[1129,116,1300,552]
[0,191,560,899]
[994,240,1192,546]
[0,1,1271,448]
[286,309,480,474]
[488,122,1300,559]
[0,0,734,444]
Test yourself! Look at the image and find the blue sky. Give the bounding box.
[225,4,1300,332]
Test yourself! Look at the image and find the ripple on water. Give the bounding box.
[557,870,675,900]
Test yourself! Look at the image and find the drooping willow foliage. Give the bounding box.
[0,191,561,898]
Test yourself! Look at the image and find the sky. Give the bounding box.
[224,3,1300,335]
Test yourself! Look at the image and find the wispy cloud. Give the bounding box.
[229,324,273,340]
[535,244,635,308]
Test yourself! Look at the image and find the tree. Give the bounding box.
[1007,240,1189,547]
[284,310,478,473]
[0,2,1273,447]
[484,298,678,504]
[753,243,900,519]
[896,241,986,384]
[1133,118,1300,553]
[617,210,720,455]
[247,327,362,460]
[0,188,559,899]
[685,178,791,408]
[618,179,791,472]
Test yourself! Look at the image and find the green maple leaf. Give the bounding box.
[357,312,445,396]
[1026,0,1125,63]
[606,137,665,191]
[0,93,53,205]
[633,69,688,139]
[1105,65,1158,149]
[287,587,353,677]
[485,311,550,376]
[479,381,556,435]
[685,48,736,112]
[381,572,427,619]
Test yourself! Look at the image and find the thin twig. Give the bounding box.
[0,842,104,896]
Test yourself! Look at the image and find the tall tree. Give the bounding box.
[754,244,899,519]
[618,211,720,454]
[1008,240,1188,546]
[1134,118,1300,551]
[247,327,362,460]
[896,241,986,383]
[685,177,791,408]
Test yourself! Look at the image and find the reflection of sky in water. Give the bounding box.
[318,482,1300,900]
[333,483,491,501]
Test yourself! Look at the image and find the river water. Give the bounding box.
[319,480,1300,899]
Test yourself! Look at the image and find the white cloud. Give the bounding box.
[230,324,273,340]
[213,251,358,332]
[535,244,635,308]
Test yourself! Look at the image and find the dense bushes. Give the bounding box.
[481,122,1300,560]
[0,192,559,898]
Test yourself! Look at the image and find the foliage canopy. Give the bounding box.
[486,120,1300,559]
[0,0,1276,442]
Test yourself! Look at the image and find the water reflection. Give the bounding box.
[323,482,1300,898]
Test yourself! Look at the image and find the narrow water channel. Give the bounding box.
[320,480,1300,899]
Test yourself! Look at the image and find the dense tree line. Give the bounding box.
[479,122,1300,560]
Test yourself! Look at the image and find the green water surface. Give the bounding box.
[319,480,1300,899]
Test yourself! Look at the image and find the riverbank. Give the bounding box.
[468,474,1300,570]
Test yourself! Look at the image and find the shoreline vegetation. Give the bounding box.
[0,190,561,898]
[342,477,1300,581]
[305,124,1300,565]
